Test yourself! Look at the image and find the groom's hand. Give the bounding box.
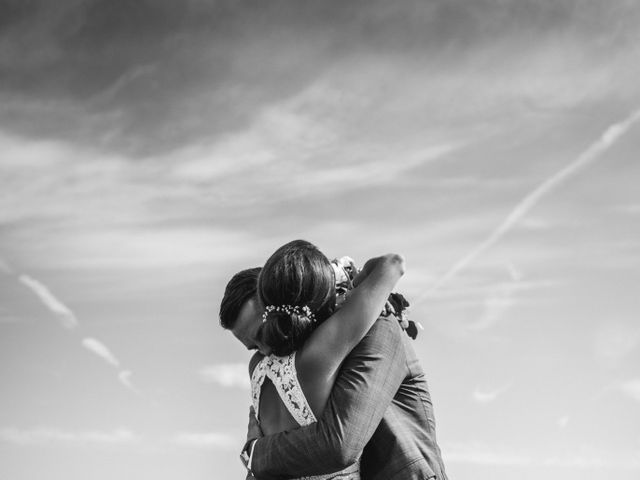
[241,407,263,479]
[246,406,263,443]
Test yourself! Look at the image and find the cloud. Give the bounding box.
[594,323,640,367]
[415,108,640,301]
[199,363,249,389]
[542,451,640,470]
[0,427,139,446]
[18,275,78,329]
[444,441,640,470]
[472,384,511,404]
[43,228,256,271]
[444,441,532,466]
[118,370,140,395]
[557,416,570,429]
[470,282,519,331]
[171,432,236,450]
[518,217,552,230]
[81,337,120,368]
[506,262,523,282]
[170,77,464,205]
[614,204,640,215]
[1,0,638,157]
[618,379,640,402]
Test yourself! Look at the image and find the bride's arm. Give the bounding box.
[298,253,405,383]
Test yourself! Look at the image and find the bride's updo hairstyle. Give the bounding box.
[258,239,336,356]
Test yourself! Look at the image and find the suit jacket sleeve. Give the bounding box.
[250,316,406,479]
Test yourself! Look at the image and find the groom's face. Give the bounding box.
[231,297,271,355]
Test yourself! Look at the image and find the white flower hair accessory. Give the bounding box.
[262,304,316,324]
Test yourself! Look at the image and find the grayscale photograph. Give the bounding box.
[1,1,639,479]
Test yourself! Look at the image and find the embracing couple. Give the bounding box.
[220,240,448,480]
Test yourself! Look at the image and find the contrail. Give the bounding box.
[118,370,141,395]
[18,275,79,329]
[11,267,140,394]
[81,337,121,367]
[414,109,640,303]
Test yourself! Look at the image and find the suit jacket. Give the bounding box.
[250,315,448,480]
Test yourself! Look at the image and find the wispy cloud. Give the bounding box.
[557,416,570,429]
[613,204,640,215]
[171,432,236,450]
[415,108,640,300]
[444,441,532,466]
[198,363,249,389]
[472,384,512,404]
[445,442,640,470]
[18,275,78,329]
[0,427,139,446]
[594,323,640,367]
[617,379,640,402]
[506,262,523,282]
[118,370,141,395]
[470,283,519,331]
[542,451,640,470]
[81,337,120,368]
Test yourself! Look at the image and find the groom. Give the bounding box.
[220,267,448,480]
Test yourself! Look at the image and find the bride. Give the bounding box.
[247,239,405,479]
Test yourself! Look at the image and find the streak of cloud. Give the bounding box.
[542,451,640,470]
[171,432,236,450]
[594,323,640,367]
[614,204,640,215]
[506,262,523,282]
[557,416,570,429]
[198,363,249,389]
[472,384,511,404]
[469,279,521,331]
[1,0,637,158]
[618,379,640,402]
[18,275,78,329]
[444,441,532,466]
[0,427,139,446]
[118,370,140,395]
[415,108,640,301]
[444,441,640,469]
[81,337,120,368]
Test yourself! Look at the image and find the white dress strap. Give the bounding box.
[250,357,268,421]
[250,352,317,426]
[249,352,360,480]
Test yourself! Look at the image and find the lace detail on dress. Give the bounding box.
[250,353,360,480]
[250,357,268,421]
[251,353,317,426]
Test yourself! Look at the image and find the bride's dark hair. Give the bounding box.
[257,239,336,356]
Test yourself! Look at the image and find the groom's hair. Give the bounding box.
[219,267,262,329]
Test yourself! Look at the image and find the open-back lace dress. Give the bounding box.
[251,352,360,480]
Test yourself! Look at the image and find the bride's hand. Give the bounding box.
[353,254,405,288]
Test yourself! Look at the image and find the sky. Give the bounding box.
[1,1,640,479]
